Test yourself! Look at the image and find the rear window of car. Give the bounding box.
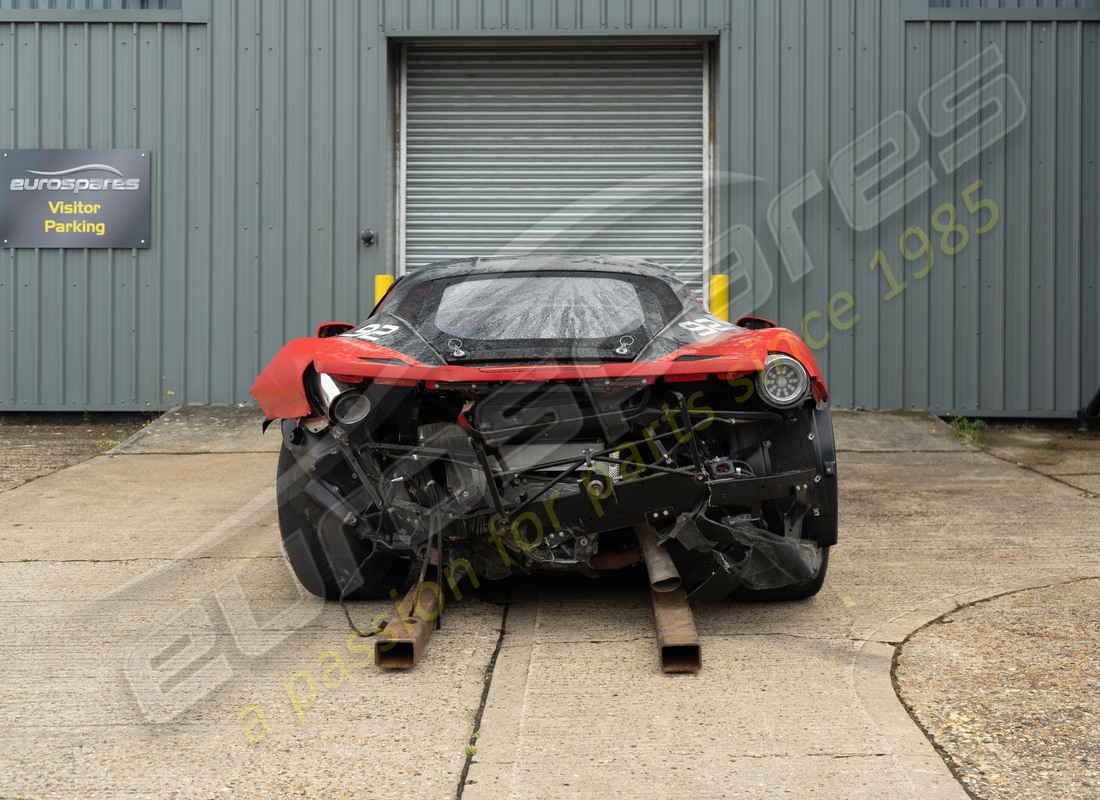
[434,275,646,340]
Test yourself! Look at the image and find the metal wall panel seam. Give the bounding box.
[1018,19,1034,411]
[701,36,711,307]
[810,0,832,387]
[880,0,901,408]
[330,0,349,326]
[304,2,316,337]
[273,0,290,353]
[2,30,11,403]
[163,19,186,408]
[233,0,252,403]
[318,1,337,333]
[180,19,193,405]
[153,22,166,409]
[948,21,963,410]
[209,0,232,404]
[202,10,213,402]
[233,0,247,404]
[351,0,363,320]
[256,0,278,352]
[932,21,957,412]
[1029,19,1056,413]
[1035,19,1058,410]
[79,248,89,404]
[1081,21,1100,404]
[963,22,982,411]
[327,0,340,332]
[901,19,920,407]
[12,24,29,404]
[277,0,289,345]
[825,0,852,405]
[250,0,262,389]
[1055,20,1083,409]
[742,0,758,323]
[755,0,775,322]
[985,21,1009,411]
[102,23,114,404]
[853,0,879,409]
[396,43,407,275]
[800,0,813,333]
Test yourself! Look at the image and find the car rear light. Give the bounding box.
[755,354,809,408]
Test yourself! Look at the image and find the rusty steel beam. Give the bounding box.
[375,581,443,669]
[634,523,682,593]
[650,586,702,673]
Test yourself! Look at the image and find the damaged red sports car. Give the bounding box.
[251,255,838,606]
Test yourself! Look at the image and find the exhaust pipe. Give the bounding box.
[650,586,702,673]
[634,523,682,593]
[375,580,442,669]
[635,524,701,672]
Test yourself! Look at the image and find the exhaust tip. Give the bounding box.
[635,523,683,593]
[661,643,702,673]
[650,575,682,593]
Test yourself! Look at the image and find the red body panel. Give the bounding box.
[249,339,324,419]
[251,328,828,421]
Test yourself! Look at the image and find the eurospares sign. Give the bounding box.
[0,149,151,248]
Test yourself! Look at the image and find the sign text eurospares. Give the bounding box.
[0,149,151,248]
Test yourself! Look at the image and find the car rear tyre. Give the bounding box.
[277,442,406,600]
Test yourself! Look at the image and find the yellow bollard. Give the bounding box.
[374,274,395,305]
[709,273,729,321]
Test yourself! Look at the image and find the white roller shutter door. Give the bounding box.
[400,41,709,292]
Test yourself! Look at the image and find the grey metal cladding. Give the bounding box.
[0,1,182,8]
[931,1,1096,9]
[0,0,1095,416]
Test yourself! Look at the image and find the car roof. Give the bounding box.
[402,254,682,283]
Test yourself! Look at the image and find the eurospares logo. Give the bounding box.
[0,149,151,248]
[9,163,141,194]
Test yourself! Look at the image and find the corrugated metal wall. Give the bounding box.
[933,1,1096,9]
[0,1,393,409]
[0,1,182,9]
[0,0,1096,415]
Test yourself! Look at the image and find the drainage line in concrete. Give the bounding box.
[456,603,511,800]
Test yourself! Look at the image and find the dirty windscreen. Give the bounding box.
[435,276,646,340]
[388,270,687,361]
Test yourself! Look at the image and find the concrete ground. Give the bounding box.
[893,421,1100,800]
[0,414,146,492]
[0,406,1097,799]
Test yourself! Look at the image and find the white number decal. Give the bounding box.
[679,317,732,338]
[344,323,399,342]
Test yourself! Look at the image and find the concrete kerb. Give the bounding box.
[863,572,1100,647]
[838,411,1100,797]
[851,572,1100,800]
